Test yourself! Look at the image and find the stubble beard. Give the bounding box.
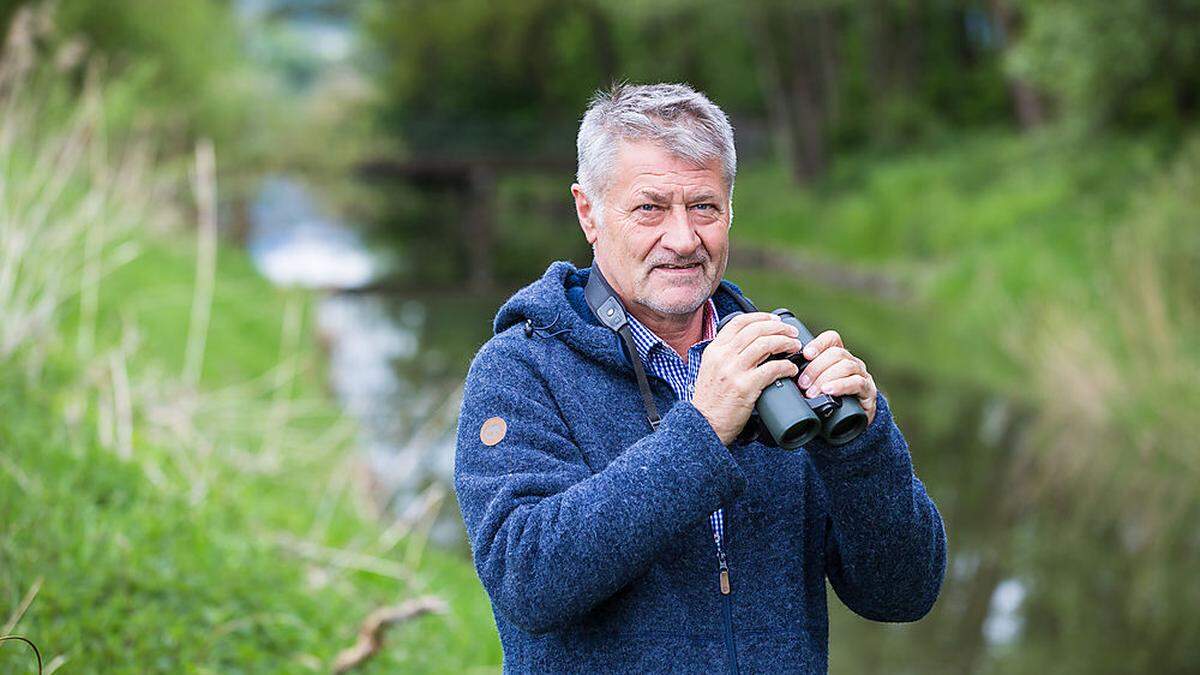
[635,260,721,316]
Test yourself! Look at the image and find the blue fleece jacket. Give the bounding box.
[454,261,947,674]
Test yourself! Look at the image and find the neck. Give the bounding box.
[628,301,705,362]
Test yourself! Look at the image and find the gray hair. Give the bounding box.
[575,81,737,224]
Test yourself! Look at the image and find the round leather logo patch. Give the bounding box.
[480,416,507,446]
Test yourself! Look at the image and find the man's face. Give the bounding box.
[572,139,731,317]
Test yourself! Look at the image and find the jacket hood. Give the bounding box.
[493,260,755,371]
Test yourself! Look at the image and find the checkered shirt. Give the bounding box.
[624,298,726,553]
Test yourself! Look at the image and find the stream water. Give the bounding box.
[248,174,488,548]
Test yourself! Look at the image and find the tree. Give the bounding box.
[744,0,846,183]
[989,0,1045,129]
[1006,0,1200,133]
[363,0,618,158]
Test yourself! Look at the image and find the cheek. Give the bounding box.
[624,227,660,259]
[606,222,659,279]
[699,226,728,255]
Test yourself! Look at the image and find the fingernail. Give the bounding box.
[804,345,816,358]
[798,374,811,387]
[806,388,817,398]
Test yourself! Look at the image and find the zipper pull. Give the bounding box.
[714,513,731,594]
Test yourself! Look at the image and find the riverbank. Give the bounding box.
[0,47,501,668]
[0,232,503,673]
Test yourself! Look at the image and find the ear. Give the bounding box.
[572,183,600,245]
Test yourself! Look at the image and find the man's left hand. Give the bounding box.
[795,330,877,427]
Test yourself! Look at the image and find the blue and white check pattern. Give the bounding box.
[624,298,727,553]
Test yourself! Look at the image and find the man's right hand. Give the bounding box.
[692,312,803,445]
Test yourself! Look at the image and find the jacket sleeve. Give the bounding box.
[806,389,947,622]
[453,334,747,635]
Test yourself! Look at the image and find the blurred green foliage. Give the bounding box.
[1007,0,1200,134]
[0,0,281,170]
[361,0,1014,161]
[362,0,620,156]
[361,0,1199,172]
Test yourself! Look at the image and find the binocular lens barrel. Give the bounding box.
[819,401,870,445]
[755,375,822,449]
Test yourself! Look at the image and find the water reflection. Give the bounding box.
[984,578,1026,647]
[249,175,474,548]
[249,176,377,289]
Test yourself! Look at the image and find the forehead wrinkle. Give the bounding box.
[629,174,720,196]
[635,188,670,202]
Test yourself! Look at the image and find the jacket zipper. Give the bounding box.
[649,364,737,673]
[714,520,739,675]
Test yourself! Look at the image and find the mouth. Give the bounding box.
[653,262,703,274]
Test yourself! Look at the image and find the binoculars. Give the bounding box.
[715,309,869,449]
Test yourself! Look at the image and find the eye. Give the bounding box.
[638,204,659,212]
[693,203,714,211]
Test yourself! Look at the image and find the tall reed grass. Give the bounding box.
[0,6,497,671]
[1003,139,1200,672]
[1020,138,1200,518]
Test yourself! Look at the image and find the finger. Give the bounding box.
[737,334,802,369]
[798,346,854,388]
[724,316,799,355]
[818,374,872,400]
[747,357,799,392]
[710,312,778,353]
[801,329,843,360]
[720,311,781,338]
[806,358,863,398]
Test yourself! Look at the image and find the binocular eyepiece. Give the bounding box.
[715,309,869,449]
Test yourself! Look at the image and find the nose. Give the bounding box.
[659,204,701,256]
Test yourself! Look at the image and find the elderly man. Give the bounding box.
[454,82,946,674]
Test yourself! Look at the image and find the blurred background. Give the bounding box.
[0,0,1197,672]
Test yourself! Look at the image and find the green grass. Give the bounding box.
[733,132,1161,264]
[0,235,502,673]
[0,24,502,670]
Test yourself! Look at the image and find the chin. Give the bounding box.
[640,290,709,316]
[636,267,716,314]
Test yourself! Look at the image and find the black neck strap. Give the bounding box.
[583,263,761,432]
[584,264,662,431]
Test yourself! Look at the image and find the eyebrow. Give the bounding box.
[634,189,721,203]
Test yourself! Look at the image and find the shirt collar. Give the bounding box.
[625,298,718,365]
